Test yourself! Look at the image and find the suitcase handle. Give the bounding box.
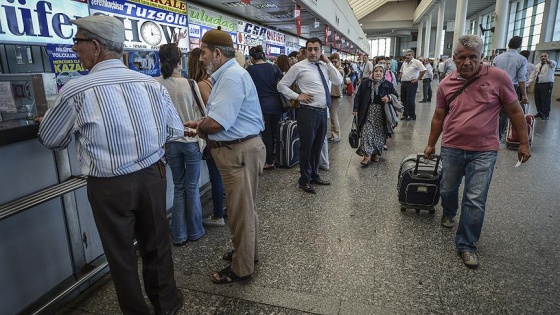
[414,154,440,176]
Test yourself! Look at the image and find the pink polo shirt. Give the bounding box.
[436,64,518,151]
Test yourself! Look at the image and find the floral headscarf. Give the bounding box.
[372,64,386,96]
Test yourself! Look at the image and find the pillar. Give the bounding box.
[452,0,468,50]
[424,11,433,57]
[434,0,445,59]
[491,0,509,52]
[416,20,423,58]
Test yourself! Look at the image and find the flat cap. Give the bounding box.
[201,27,233,47]
[71,15,125,43]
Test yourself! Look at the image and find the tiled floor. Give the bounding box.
[57,81,560,314]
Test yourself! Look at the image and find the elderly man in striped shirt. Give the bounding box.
[38,16,184,315]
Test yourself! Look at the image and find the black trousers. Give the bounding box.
[297,106,327,185]
[535,82,553,117]
[87,162,179,315]
[261,113,281,164]
[401,81,418,118]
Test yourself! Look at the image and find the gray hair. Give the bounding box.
[81,29,124,56]
[205,43,236,59]
[405,49,415,56]
[453,35,483,56]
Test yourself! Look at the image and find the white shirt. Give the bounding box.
[400,58,426,81]
[529,60,557,84]
[361,60,374,78]
[422,64,434,80]
[277,59,343,108]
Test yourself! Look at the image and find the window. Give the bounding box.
[508,0,545,50]
[369,38,391,57]
[480,14,494,58]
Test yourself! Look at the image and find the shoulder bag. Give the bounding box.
[187,79,212,160]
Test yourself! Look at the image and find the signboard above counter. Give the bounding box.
[0,0,89,45]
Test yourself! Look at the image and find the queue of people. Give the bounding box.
[35,15,542,314]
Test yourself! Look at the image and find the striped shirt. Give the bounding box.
[38,59,184,177]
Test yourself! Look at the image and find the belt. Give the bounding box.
[536,82,552,84]
[210,134,259,148]
[402,80,412,83]
[300,105,327,111]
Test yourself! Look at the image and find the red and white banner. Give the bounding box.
[295,5,301,37]
[241,0,251,4]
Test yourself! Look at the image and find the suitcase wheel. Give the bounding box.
[400,206,407,212]
[415,209,420,215]
[429,208,435,214]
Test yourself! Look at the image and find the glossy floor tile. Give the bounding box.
[58,81,560,314]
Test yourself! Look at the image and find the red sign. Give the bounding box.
[295,5,301,37]
[241,0,251,4]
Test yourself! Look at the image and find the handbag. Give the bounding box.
[280,93,293,112]
[349,116,360,148]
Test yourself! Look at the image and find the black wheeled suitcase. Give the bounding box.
[275,118,299,168]
[397,154,442,214]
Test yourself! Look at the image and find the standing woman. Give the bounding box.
[328,53,345,142]
[187,48,226,227]
[246,45,284,170]
[353,64,399,166]
[157,44,205,245]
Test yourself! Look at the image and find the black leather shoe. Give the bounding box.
[165,290,183,315]
[400,116,408,120]
[406,116,416,121]
[534,113,542,118]
[311,178,330,185]
[299,183,316,194]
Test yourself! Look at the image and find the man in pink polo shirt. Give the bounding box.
[424,35,531,269]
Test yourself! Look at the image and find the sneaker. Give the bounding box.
[458,251,479,268]
[441,215,454,228]
[202,216,225,227]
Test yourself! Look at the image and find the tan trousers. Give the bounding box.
[329,96,341,140]
[211,136,266,276]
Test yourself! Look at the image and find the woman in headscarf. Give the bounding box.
[353,64,399,166]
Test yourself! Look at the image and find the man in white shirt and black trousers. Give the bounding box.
[529,51,557,120]
[399,49,426,120]
[278,38,343,194]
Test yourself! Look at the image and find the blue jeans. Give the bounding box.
[205,155,224,219]
[166,141,204,243]
[440,147,497,253]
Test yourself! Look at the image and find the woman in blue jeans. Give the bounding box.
[157,44,206,245]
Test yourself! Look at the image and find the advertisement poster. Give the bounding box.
[266,44,285,57]
[45,44,89,90]
[188,22,237,52]
[89,0,188,51]
[128,51,160,77]
[0,0,89,45]
[236,21,266,56]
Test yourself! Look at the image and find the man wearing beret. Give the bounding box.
[38,16,184,314]
[184,28,266,284]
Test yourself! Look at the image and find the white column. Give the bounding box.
[424,11,433,57]
[491,0,509,51]
[416,20,423,58]
[452,0,468,49]
[434,0,445,59]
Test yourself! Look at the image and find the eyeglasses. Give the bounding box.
[73,37,93,44]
